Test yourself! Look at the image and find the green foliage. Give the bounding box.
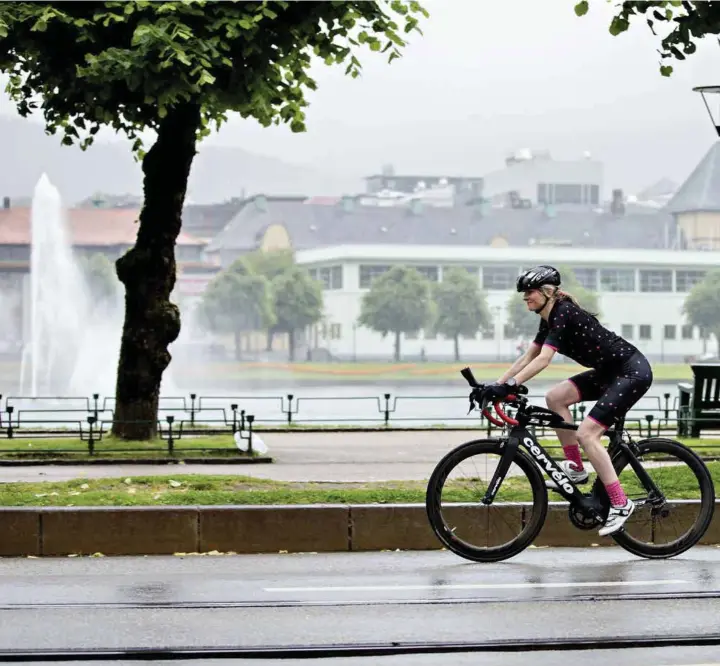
[505,266,600,340]
[243,249,295,282]
[432,268,491,360]
[198,257,275,358]
[358,265,433,360]
[0,1,429,156]
[77,252,121,311]
[271,266,323,358]
[683,269,720,354]
[575,1,715,77]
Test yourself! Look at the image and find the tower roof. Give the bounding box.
[666,141,720,214]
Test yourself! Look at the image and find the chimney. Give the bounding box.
[610,188,625,215]
[2,197,9,209]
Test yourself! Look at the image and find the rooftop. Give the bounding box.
[295,243,720,268]
[206,196,678,254]
[666,141,720,214]
[0,207,205,247]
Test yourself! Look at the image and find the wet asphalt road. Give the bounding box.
[1,548,720,664]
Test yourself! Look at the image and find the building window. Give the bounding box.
[359,264,391,288]
[415,265,439,282]
[503,323,515,339]
[676,270,705,292]
[664,324,676,340]
[681,324,694,340]
[310,265,343,290]
[573,268,597,291]
[621,324,633,339]
[423,329,436,340]
[639,269,672,292]
[639,324,652,340]
[553,183,583,204]
[589,184,599,205]
[600,269,635,292]
[330,323,342,340]
[483,266,518,290]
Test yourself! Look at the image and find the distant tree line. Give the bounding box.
[197,251,720,362]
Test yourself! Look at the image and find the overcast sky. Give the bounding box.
[2,0,720,196]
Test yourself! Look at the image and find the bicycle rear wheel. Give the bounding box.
[425,439,548,562]
[610,437,715,559]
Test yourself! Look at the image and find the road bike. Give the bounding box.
[425,367,715,562]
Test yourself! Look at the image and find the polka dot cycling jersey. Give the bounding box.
[532,298,638,371]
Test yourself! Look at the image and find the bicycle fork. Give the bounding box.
[481,436,521,505]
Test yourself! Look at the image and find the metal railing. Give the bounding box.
[0,389,714,458]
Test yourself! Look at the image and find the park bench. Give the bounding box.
[677,362,720,437]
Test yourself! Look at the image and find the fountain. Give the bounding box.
[20,174,122,396]
[18,174,199,402]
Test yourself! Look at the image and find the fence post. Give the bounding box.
[230,404,238,434]
[190,393,197,426]
[384,393,391,427]
[247,415,255,454]
[286,394,294,425]
[92,393,99,421]
[6,406,13,439]
[645,414,655,439]
[166,416,175,455]
[664,393,670,424]
[87,415,96,455]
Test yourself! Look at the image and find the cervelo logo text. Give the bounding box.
[523,437,574,494]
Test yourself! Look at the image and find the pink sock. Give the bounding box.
[563,445,584,471]
[605,481,627,507]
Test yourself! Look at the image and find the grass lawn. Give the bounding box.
[1,460,716,506]
[173,361,693,383]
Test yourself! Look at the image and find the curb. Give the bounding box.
[0,501,718,557]
[0,457,273,466]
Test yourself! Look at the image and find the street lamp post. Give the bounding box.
[693,86,720,136]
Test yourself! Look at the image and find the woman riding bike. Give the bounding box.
[482,265,653,536]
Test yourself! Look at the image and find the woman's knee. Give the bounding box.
[545,381,578,409]
[576,419,606,449]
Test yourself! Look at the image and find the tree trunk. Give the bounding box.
[394,331,400,361]
[288,329,295,362]
[453,335,460,362]
[111,103,201,440]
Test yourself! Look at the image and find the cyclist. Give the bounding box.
[482,265,653,536]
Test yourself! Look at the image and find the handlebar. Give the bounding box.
[460,366,527,427]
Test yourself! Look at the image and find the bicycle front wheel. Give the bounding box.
[425,439,548,563]
[611,437,715,559]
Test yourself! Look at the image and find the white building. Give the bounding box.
[297,244,718,362]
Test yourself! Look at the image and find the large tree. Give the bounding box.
[198,258,275,360]
[575,1,718,77]
[432,268,491,361]
[271,266,323,362]
[683,269,720,357]
[0,1,428,438]
[358,265,433,361]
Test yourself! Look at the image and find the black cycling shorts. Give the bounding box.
[566,351,653,428]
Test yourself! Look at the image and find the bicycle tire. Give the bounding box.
[425,438,548,563]
[611,437,715,559]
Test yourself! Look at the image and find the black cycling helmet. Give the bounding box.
[516,265,561,292]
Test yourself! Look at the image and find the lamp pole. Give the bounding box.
[693,86,720,136]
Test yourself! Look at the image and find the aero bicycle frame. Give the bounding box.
[460,368,663,512]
